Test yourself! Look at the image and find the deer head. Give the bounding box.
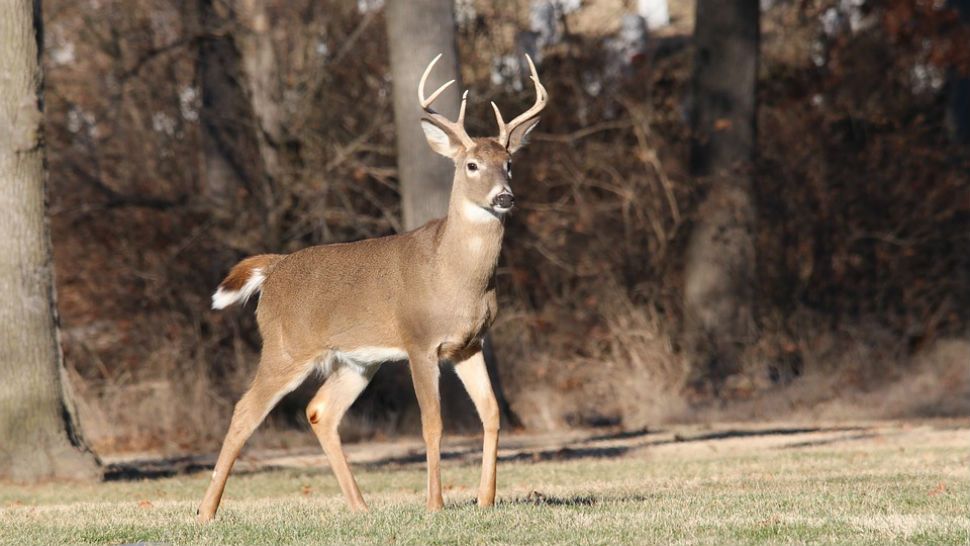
[418,54,548,220]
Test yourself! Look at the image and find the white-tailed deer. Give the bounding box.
[197,54,547,521]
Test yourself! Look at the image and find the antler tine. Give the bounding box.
[506,55,548,128]
[458,90,469,126]
[418,54,447,107]
[418,54,475,148]
[493,54,548,148]
[490,101,507,146]
[421,79,455,108]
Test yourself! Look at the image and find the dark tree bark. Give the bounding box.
[191,0,283,247]
[233,0,285,243]
[0,0,101,482]
[947,0,969,144]
[194,0,257,212]
[684,0,760,390]
[689,0,758,175]
[380,0,516,430]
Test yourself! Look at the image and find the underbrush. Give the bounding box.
[45,0,970,454]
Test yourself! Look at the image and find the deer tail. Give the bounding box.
[211,254,285,310]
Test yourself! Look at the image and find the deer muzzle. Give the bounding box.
[492,192,515,211]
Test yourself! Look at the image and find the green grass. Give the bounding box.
[1,426,968,545]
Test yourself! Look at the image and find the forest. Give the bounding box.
[2,0,968,465]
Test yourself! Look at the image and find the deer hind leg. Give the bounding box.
[197,354,311,522]
[408,350,444,511]
[453,350,500,507]
[306,364,377,512]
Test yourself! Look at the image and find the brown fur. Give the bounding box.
[218,254,284,291]
[198,139,513,520]
[198,58,545,521]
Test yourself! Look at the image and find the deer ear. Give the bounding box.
[421,118,464,158]
[507,117,540,154]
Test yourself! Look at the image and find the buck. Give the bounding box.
[197,54,547,521]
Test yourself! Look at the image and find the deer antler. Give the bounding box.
[419,54,475,149]
[491,54,548,149]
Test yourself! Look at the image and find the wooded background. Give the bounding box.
[8,0,967,459]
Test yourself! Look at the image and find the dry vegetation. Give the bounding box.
[43,0,970,455]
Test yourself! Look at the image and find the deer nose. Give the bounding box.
[492,191,515,210]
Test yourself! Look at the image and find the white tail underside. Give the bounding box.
[211,268,265,310]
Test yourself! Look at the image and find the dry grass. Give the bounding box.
[716,337,970,423]
[496,288,688,431]
[2,420,968,545]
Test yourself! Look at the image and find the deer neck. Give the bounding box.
[435,181,505,290]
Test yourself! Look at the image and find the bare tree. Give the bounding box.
[0,0,100,481]
[386,0,464,230]
[188,0,288,249]
[233,0,286,243]
[947,0,969,144]
[684,0,759,390]
[194,0,256,211]
[192,0,278,237]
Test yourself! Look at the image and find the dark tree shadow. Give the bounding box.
[102,425,871,481]
[778,432,877,449]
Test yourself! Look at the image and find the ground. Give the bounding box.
[1,420,967,545]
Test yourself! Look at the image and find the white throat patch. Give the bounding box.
[462,199,500,223]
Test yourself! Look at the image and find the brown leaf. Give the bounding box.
[526,490,547,504]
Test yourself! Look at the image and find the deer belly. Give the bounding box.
[326,347,408,376]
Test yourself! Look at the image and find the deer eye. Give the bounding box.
[466,162,479,172]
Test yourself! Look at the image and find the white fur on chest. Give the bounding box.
[325,346,408,376]
[467,235,484,253]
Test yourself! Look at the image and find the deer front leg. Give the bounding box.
[408,352,444,511]
[453,350,500,507]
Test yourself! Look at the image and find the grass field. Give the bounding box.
[1,421,967,545]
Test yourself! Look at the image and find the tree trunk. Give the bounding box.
[947,0,969,144]
[684,0,759,391]
[234,0,285,244]
[386,0,463,231]
[0,0,100,482]
[192,0,284,248]
[194,0,256,213]
[382,0,516,430]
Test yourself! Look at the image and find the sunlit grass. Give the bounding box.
[1,426,968,545]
